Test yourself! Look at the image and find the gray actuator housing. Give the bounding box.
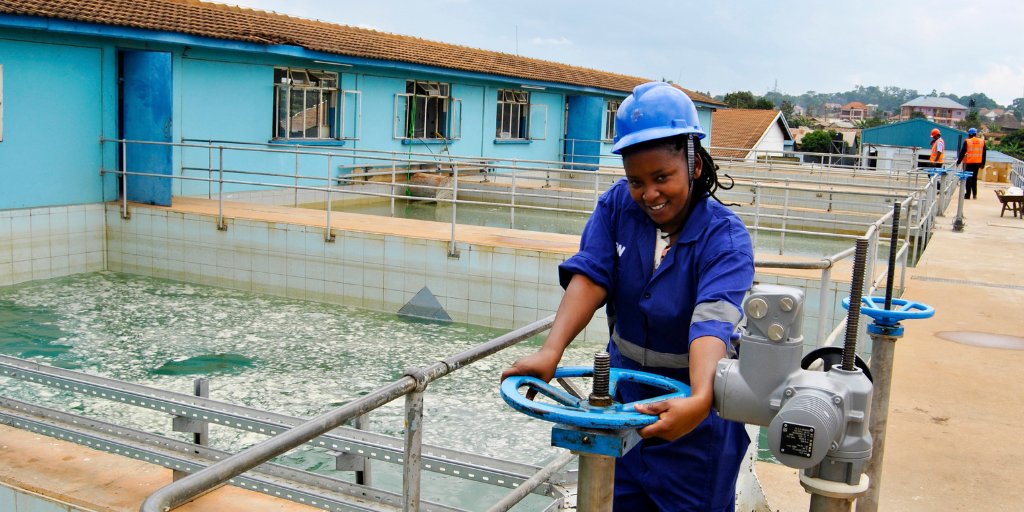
[714,284,872,484]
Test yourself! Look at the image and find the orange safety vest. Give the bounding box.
[964,137,984,164]
[930,137,945,163]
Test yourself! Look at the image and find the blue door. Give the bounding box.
[563,95,603,171]
[121,50,173,206]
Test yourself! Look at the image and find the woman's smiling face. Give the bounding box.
[623,144,702,235]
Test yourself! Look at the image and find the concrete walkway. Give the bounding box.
[757,180,1024,511]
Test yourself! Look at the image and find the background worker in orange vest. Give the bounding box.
[928,128,945,168]
[956,127,987,199]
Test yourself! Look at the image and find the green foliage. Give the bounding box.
[909,111,926,120]
[956,110,981,131]
[722,90,775,110]
[944,92,999,110]
[756,86,1006,119]
[1010,98,1024,119]
[855,117,888,129]
[799,129,839,153]
[780,100,795,119]
[788,115,817,129]
[994,129,1024,160]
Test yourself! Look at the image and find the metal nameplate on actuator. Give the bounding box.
[779,422,815,459]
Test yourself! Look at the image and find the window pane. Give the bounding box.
[305,88,321,138]
[289,88,305,138]
[275,86,288,138]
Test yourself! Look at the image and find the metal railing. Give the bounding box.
[0,317,572,511]
[137,315,559,512]
[104,138,938,260]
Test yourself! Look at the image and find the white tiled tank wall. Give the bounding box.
[0,205,105,286]
[105,205,609,340]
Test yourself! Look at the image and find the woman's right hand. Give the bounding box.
[500,347,562,386]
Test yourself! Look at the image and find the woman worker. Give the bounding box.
[501,81,754,511]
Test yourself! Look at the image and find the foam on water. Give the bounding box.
[0,271,603,508]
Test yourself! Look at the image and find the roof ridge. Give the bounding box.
[169,0,716,99]
[2,0,724,104]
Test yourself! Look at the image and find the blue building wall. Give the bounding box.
[0,17,719,210]
[0,36,117,209]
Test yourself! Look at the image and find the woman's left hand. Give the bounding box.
[634,396,711,441]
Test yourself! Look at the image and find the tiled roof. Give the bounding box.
[709,109,783,159]
[0,0,722,105]
[902,96,968,110]
[842,101,867,110]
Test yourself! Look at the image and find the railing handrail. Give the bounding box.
[140,315,557,512]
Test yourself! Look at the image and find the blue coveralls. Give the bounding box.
[559,179,754,512]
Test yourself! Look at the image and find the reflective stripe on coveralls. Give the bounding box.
[611,300,743,368]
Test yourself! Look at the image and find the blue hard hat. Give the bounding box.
[968,128,978,136]
[612,81,705,155]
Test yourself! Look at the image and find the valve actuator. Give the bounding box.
[714,284,873,486]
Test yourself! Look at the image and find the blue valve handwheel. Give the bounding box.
[842,296,934,325]
[500,366,690,429]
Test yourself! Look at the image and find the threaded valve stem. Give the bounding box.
[589,351,613,407]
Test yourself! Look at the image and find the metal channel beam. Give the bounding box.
[0,397,464,512]
[0,355,570,494]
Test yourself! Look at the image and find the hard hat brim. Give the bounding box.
[611,126,706,155]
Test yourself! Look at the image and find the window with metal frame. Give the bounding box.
[273,67,361,140]
[394,80,461,140]
[604,100,621,141]
[496,89,531,139]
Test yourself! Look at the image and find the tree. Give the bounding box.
[995,129,1024,160]
[722,90,775,110]
[780,100,795,119]
[788,115,816,129]
[956,110,981,131]
[799,130,839,153]
[909,111,926,120]
[855,117,888,129]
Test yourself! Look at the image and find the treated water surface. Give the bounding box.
[0,272,604,509]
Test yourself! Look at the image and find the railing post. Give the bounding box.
[816,267,831,345]
[294,144,300,207]
[403,390,425,512]
[866,227,878,294]
[391,152,397,216]
[171,377,209,481]
[780,181,790,255]
[217,146,227,231]
[325,154,335,242]
[121,139,130,219]
[511,160,517,230]
[449,163,459,257]
[207,140,213,199]
[753,182,761,250]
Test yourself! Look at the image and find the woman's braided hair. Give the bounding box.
[620,134,737,206]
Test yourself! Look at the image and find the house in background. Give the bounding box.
[839,102,870,123]
[710,109,793,160]
[898,96,968,127]
[0,0,723,211]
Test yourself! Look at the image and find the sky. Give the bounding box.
[218,0,1024,106]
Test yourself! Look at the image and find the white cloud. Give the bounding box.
[529,36,572,46]
[970,63,1024,105]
